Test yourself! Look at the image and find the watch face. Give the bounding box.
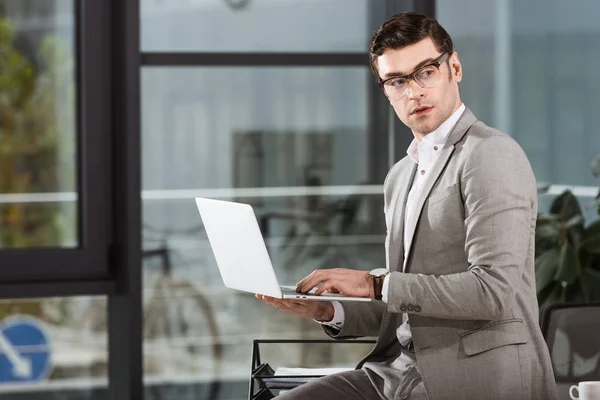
[369,268,388,277]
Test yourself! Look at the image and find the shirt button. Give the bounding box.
[420,170,425,175]
[434,146,438,151]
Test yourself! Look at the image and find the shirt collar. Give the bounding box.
[407,103,465,163]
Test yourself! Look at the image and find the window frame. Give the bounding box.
[0,0,113,285]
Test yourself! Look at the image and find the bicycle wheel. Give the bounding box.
[144,277,223,399]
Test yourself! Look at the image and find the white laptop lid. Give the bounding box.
[195,197,283,298]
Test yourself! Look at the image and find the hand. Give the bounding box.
[255,294,335,322]
[296,268,373,298]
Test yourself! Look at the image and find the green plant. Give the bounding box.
[535,157,600,315]
[0,16,75,248]
[0,16,75,323]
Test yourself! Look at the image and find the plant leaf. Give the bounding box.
[535,230,559,257]
[581,267,600,301]
[538,284,563,326]
[592,156,600,178]
[535,248,560,294]
[590,252,600,273]
[579,249,594,270]
[559,215,585,231]
[554,243,578,284]
[537,281,559,307]
[581,219,600,254]
[549,190,584,221]
[535,216,560,257]
[536,221,559,239]
[548,190,585,246]
[537,213,559,223]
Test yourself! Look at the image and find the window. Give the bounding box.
[141,0,374,52]
[0,0,111,283]
[437,0,600,188]
[141,66,386,396]
[0,0,77,249]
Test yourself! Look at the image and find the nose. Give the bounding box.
[405,79,425,99]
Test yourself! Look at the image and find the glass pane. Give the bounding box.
[437,0,600,188]
[141,67,384,398]
[0,296,107,399]
[0,0,77,249]
[141,0,375,52]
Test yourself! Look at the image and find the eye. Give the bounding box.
[417,66,436,80]
[389,77,407,87]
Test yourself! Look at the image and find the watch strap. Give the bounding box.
[373,275,384,300]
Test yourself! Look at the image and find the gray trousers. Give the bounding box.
[273,351,428,400]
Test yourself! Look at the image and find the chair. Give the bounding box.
[542,302,600,386]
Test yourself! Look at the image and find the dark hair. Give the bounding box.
[369,12,454,78]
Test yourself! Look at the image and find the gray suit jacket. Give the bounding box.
[325,108,557,399]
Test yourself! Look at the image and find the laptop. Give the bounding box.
[194,197,371,302]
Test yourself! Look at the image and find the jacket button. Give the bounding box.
[407,304,414,312]
[414,305,422,312]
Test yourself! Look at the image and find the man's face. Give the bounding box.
[376,38,462,136]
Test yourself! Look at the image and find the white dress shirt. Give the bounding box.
[318,104,466,338]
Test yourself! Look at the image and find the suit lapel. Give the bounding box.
[402,145,455,272]
[389,163,417,272]
[402,108,478,273]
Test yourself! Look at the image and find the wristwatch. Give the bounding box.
[369,268,389,300]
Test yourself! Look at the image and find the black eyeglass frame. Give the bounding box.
[378,52,450,90]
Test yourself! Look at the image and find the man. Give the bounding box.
[257,12,557,400]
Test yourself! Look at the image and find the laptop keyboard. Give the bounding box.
[280,285,322,296]
[280,286,299,294]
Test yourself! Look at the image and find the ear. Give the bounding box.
[450,52,463,83]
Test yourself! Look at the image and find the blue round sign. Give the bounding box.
[0,316,51,382]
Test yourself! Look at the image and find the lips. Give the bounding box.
[411,106,433,115]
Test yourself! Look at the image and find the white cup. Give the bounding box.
[570,382,600,400]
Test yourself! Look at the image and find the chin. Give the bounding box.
[413,122,438,135]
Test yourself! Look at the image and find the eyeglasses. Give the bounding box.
[379,52,449,100]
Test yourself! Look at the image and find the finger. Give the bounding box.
[286,300,311,307]
[274,299,307,307]
[296,270,326,289]
[263,296,325,319]
[315,282,335,296]
[256,294,268,303]
[269,299,313,318]
[261,295,280,305]
[295,271,317,292]
[297,270,328,293]
[260,295,281,306]
[263,296,295,311]
[264,296,304,312]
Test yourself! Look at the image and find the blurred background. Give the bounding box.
[0,0,599,399]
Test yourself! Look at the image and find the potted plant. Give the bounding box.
[535,156,600,316]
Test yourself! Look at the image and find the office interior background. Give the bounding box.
[0,0,598,399]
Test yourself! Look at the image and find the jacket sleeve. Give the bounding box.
[386,135,537,320]
[322,301,386,338]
